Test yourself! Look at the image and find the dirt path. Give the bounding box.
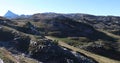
[46,36,120,63]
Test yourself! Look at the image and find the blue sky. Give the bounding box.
[0,0,120,16]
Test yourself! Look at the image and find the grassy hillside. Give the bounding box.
[45,30,120,61]
[46,36,120,63]
[0,48,17,63]
[0,15,120,63]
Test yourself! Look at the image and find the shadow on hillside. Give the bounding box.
[86,47,120,61]
[31,44,97,63]
[90,30,117,42]
[48,30,117,42]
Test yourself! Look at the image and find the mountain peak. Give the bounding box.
[7,10,13,13]
[4,10,19,19]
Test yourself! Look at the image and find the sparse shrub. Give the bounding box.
[53,40,58,45]
[67,37,79,40]
[78,37,91,42]
[47,31,62,37]
[67,37,91,42]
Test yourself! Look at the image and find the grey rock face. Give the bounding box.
[0,58,4,63]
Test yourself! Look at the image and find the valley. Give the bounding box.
[0,11,119,63]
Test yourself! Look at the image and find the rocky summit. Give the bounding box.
[4,10,19,19]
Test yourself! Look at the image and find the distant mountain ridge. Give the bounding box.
[3,11,120,30]
[30,13,120,30]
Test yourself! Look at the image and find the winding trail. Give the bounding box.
[46,36,120,63]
